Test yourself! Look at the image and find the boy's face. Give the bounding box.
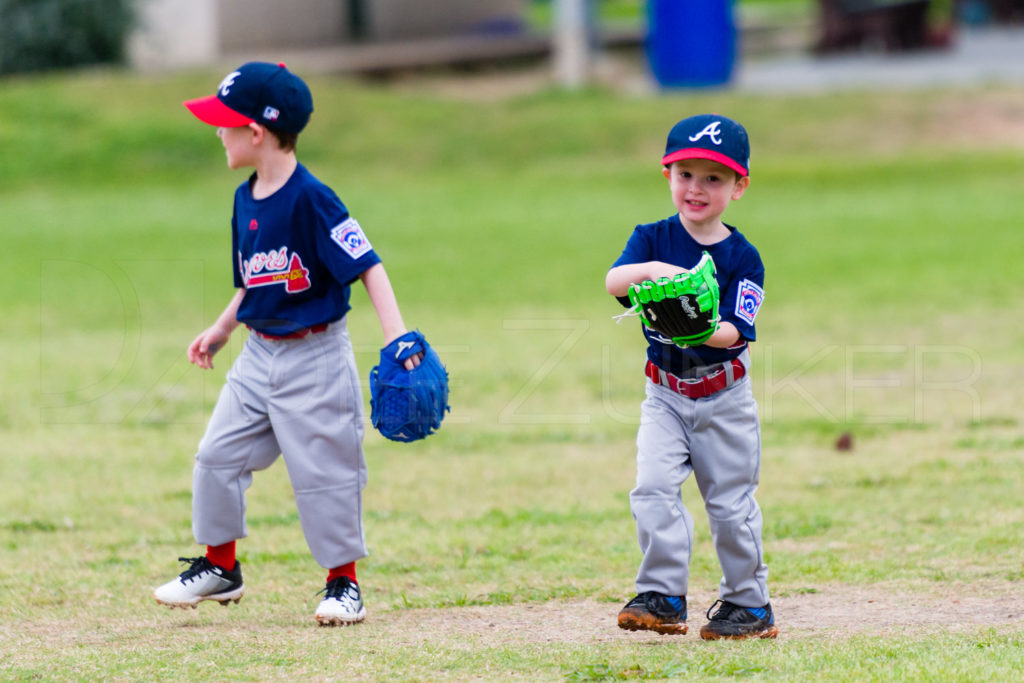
[663,158,749,228]
[216,124,260,169]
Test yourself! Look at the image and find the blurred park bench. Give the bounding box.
[815,0,1024,54]
[815,0,932,52]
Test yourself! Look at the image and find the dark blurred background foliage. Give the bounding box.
[0,0,134,75]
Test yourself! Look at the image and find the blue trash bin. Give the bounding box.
[646,0,737,88]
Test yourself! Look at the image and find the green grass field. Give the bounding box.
[1,65,1023,681]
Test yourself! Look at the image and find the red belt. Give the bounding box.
[646,359,745,399]
[250,323,329,341]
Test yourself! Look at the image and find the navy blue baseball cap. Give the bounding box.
[662,114,750,176]
[184,62,313,134]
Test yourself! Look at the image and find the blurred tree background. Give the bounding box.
[0,0,134,75]
[0,0,1005,78]
[0,1,818,77]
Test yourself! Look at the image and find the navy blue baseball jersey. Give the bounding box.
[612,214,765,375]
[231,163,381,336]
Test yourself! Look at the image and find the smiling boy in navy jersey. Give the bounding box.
[606,114,777,640]
[153,62,420,627]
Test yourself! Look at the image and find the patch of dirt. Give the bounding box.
[373,581,1024,646]
[2,581,1021,666]
[383,63,555,102]
[927,90,1024,149]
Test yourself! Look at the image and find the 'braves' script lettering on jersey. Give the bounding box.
[688,121,723,146]
[241,247,311,293]
[244,247,288,277]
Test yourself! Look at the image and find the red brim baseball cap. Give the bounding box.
[184,63,313,133]
[661,147,749,177]
[662,114,750,176]
[183,94,255,128]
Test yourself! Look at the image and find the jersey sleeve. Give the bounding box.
[611,225,654,269]
[610,225,653,307]
[717,247,765,342]
[309,188,382,287]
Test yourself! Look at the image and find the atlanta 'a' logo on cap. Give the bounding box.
[218,71,241,97]
[689,121,723,145]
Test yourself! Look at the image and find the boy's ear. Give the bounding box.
[731,175,750,200]
[662,165,671,180]
[248,122,265,144]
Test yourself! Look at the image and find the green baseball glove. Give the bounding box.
[626,252,720,347]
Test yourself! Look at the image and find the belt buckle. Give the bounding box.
[647,360,733,400]
[675,374,704,399]
[684,369,723,399]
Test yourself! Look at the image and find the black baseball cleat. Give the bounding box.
[153,556,245,609]
[699,600,779,640]
[617,592,688,635]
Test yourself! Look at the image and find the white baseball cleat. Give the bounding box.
[154,556,245,609]
[314,576,366,626]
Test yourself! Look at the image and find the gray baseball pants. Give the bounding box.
[191,319,368,569]
[630,353,770,607]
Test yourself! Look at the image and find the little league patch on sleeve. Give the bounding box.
[735,279,765,325]
[330,217,372,259]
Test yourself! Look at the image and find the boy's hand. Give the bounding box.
[648,262,691,282]
[385,331,423,370]
[626,252,721,347]
[188,325,231,370]
[369,330,450,442]
[607,261,690,298]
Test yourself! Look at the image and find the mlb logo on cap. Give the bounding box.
[662,114,750,177]
[184,62,313,134]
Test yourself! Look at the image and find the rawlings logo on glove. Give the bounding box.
[625,252,721,347]
[369,330,450,442]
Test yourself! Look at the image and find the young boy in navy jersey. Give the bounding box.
[606,114,778,640]
[154,62,419,626]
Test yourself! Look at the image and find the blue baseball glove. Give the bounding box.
[369,330,450,442]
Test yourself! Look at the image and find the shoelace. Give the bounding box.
[628,592,683,616]
[706,599,738,621]
[705,599,763,623]
[626,591,657,608]
[318,577,358,601]
[176,556,212,582]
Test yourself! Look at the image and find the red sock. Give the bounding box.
[327,562,356,584]
[206,541,236,570]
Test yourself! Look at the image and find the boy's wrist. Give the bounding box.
[382,327,408,345]
[213,319,239,336]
